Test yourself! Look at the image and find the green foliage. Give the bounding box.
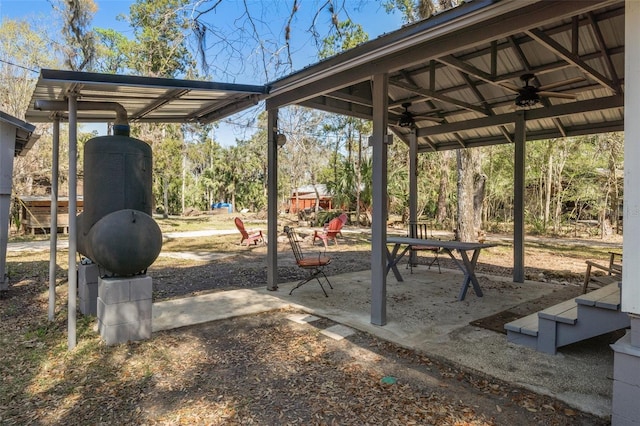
[0,18,57,117]
[384,0,458,23]
[318,19,369,59]
[94,28,135,73]
[128,0,194,77]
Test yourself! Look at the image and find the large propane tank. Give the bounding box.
[82,135,153,233]
[78,134,162,275]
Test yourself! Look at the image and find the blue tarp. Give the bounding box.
[211,202,232,213]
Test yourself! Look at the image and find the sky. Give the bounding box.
[0,0,405,144]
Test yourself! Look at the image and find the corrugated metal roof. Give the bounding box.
[25,69,268,125]
[266,0,625,152]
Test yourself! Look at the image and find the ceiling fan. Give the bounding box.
[397,102,443,128]
[503,73,582,108]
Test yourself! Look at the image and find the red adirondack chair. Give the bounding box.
[313,213,347,248]
[234,217,265,246]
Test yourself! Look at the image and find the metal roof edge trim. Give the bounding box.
[39,69,269,94]
[0,110,36,133]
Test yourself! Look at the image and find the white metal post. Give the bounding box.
[68,95,78,350]
[623,0,640,314]
[48,117,60,321]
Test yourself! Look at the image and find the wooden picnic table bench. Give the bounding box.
[386,236,496,301]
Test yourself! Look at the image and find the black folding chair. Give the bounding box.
[284,226,333,297]
[407,222,441,274]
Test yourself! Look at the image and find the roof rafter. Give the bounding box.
[526,28,620,94]
[390,79,489,115]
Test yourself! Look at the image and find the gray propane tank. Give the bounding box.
[78,134,162,275]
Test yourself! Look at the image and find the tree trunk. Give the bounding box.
[608,136,622,233]
[544,144,553,229]
[456,148,480,242]
[162,178,169,219]
[356,133,362,228]
[552,148,568,233]
[181,146,186,214]
[473,173,486,231]
[435,151,450,226]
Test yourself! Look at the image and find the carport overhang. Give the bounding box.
[24,69,268,350]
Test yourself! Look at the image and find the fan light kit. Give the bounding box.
[515,74,542,107]
[508,73,580,108]
[399,103,416,128]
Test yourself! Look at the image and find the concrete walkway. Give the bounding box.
[153,266,613,419]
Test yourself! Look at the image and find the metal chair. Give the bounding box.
[407,221,441,274]
[284,226,333,297]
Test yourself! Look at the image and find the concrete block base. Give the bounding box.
[78,263,99,315]
[97,275,152,345]
[611,329,640,425]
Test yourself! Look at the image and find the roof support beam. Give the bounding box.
[587,11,621,89]
[370,73,389,326]
[324,91,372,108]
[417,95,623,137]
[459,72,513,143]
[195,95,262,123]
[417,119,624,152]
[437,55,495,85]
[129,89,190,120]
[391,79,489,115]
[300,98,373,121]
[526,28,620,94]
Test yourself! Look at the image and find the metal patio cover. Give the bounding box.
[25,69,268,124]
[265,0,624,151]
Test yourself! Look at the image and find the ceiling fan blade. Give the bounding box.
[538,77,585,91]
[538,91,576,99]
[499,82,520,93]
[413,115,444,123]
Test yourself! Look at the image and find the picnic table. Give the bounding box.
[386,236,497,301]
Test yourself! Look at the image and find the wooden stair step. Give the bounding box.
[576,282,621,310]
[538,299,578,325]
[504,312,538,336]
